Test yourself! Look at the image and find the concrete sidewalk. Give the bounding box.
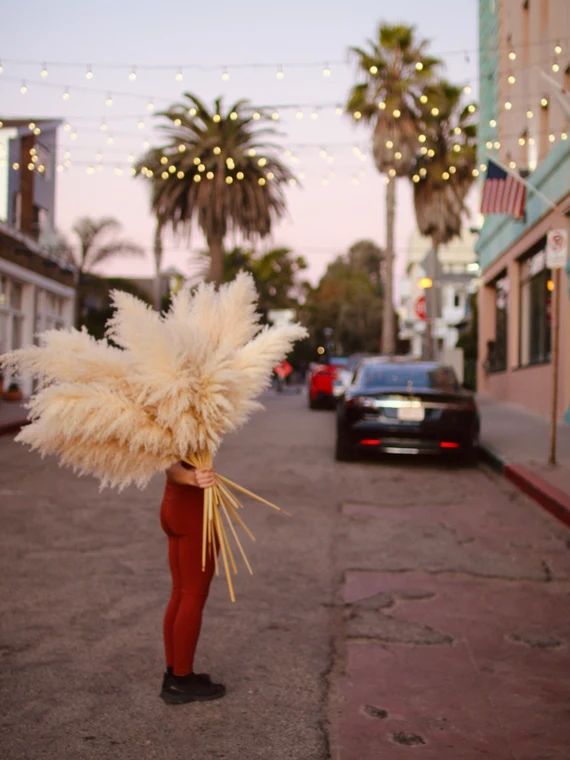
[478,395,570,527]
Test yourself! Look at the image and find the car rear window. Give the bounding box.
[358,365,459,392]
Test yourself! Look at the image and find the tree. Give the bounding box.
[217,245,308,320]
[135,94,294,297]
[410,81,477,359]
[346,24,440,354]
[411,81,477,253]
[302,241,385,355]
[69,217,144,328]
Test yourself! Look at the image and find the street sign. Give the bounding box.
[415,295,427,320]
[546,229,568,269]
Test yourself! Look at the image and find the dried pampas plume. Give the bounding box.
[2,273,307,601]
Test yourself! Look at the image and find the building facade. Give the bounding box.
[476,0,570,421]
[398,230,479,371]
[0,120,75,397]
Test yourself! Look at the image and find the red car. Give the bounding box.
[308,357,350,409]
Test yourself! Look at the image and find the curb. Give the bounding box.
[0,419,28,437]
[480,442,570,529]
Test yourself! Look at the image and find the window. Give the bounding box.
[0,274,26,355]
[358,364,459,392]
[520,249,552,366]
[485,275,509,372]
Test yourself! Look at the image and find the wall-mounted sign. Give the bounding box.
[546,229,568,270]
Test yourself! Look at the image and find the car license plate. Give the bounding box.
[397,405,425,422]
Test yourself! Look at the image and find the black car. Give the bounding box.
[335,359,480,461]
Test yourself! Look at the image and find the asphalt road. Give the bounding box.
[1,390,568,760]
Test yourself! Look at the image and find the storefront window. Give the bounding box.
[486,275,509,373]
[520,249,552,366]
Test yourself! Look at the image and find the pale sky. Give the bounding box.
[0,0,478,286]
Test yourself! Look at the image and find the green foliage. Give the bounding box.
[220,246,308,320]
[81,275,152,339]
[302,240,384,355]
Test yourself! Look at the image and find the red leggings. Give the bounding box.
[160,480,216,676]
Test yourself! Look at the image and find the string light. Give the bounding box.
[62,87,70,101]
[353,111,362,120]
[467,104,476,113]
[393,108,401,118]
[322,64,331,77]
[415,61,424,71]
[0,61,4,75]
[489,119,497,127]
[20,80,28,95]
[430,107,439,116]
[551,61,560,73]
[146,99,154,112]
[310,111,318,120]
[295,110,304,120]
[271,111,280,121]
[175,68,183,82]
[258,177,266,186]
[508,49,516,61]
[213,114,221,123]
[562,132,568,141]
[206,171,214,180]
[419,94,428,104]
[472,168,479,177]
[40,63,48,78]
[504,100,512,110]
[526,109,533,119]
[129,66,137,81]
[507,74,516,84]
[229,111,238,120]
[549,133,556,143]
[221,68,230,81]
[252,111,261,120]
[213,146,222,155]
[554,42,562,55]
[540,97,549,108]
[85,65,94,80]
[463,84,471,95]
[369,64,378,75]
[276,66,285,80]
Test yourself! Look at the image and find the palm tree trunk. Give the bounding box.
[381,178,396,355]
[207,234,224,284]
[153,220,163,311]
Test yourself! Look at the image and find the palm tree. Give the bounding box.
[70,217,144,327]
[135,94,294,296]
[411,82,478,252]
[409,81,477,359]
[347,24,440,354]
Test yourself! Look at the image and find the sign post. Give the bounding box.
[546,229,567,466]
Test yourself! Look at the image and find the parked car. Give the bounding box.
[308,356,349,409]
[335,358,480,461]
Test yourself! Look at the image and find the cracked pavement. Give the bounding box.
[1,391,569,760]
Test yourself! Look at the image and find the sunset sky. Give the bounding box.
[0,0,478,286]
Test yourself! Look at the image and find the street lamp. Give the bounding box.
[418,276,435,360]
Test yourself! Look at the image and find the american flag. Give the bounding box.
[480,159,527,219]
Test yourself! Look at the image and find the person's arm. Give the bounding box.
[166,461,216,488]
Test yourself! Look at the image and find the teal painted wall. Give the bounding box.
[478,0,499,167]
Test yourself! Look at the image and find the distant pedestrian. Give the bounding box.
[158,461,225,704]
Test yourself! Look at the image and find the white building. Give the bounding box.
[1,119,75,397]
[398,229,479,363]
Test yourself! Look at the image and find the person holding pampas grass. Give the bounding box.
[159,461,226,704]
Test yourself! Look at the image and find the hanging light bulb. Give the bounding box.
[147,99,155,112]
[322,64,331,77]
[463,84,472,95]
[252,111,261,120]
[430,107,439,116]
[99,119,108,132]
[296,110,304,120]
[213,114,221,123]
[40,63,48,78]
[489,119,497,127]
[229,111,238,120]
[62,87,71,101]
[175,68,183,81]
[129,66,137,81]
[137,119,145,130]
[551,61,560,73]
[420,94,428,104]
[369,64,378,75]
[335,106,342,115]
[554,42,562,55]
[508,49,516,61]
[20,81,28,95]
[85,65,94,80]
[467,104,476,113]
[415,61,424,71]
[507,74,516,84]
[526,109,533,119]
[105,93,113,107]
[221,67,230,81]
[541,97,549,108]
[353,111,362,120]
[107,135,114,145]
[0,60,4,75]
[276,65,285,80]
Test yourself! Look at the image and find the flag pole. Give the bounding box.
[489,157,559,212]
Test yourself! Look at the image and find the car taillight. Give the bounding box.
[440,441,460,449]
[360,438,381,446]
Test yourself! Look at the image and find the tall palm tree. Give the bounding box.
[135,94,294,295]
[347,24,440,354]
[70,217,144,327]
[409,82,477,359]
[411,82,478,251]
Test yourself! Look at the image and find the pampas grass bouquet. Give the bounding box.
[2,273,307,601]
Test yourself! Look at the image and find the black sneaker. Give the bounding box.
[161,669,212,691]
[160,672,226,704]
